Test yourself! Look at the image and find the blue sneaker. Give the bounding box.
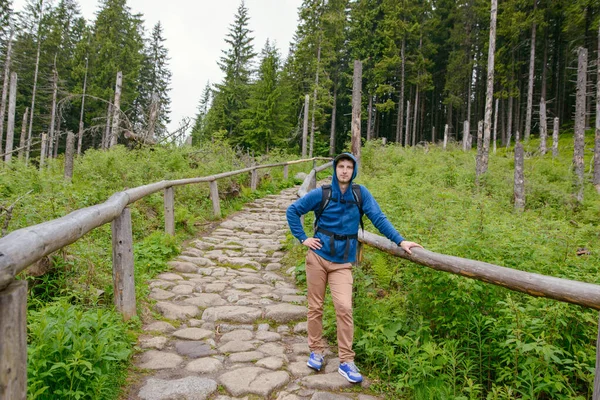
[307,352,324,371]
[338,361,363,383]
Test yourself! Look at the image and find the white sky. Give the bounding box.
[12,0,302,134]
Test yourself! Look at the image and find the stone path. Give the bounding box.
[130,187,383,400]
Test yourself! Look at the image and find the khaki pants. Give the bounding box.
[306,250,355,362]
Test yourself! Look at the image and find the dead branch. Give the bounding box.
[0,190,33,237]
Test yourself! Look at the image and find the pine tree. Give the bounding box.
[43,0,86,153]
[286,0,346,155]
[191,81,211,144]
[88,0,144,143]
[135,21,171,138]
[240,40,290,153]
[208,1,256,144]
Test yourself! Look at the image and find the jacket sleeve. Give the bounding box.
[360,185,405,245]
[286,188,322,243]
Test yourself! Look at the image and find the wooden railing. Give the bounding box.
[0,156,330,399]
[297,164,600,399]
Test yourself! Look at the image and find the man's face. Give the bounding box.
[336,159,354,184]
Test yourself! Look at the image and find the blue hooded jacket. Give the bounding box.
[286,152,404,263]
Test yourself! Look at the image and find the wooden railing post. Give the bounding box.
[0,280,27,400]
[313,159,317,170]
[164,186,174,235]
[209,180,221,218]
[594,312,600,400]
[251,168,258,191]
[309,171,317,191]
[111,207,136,320]
[283,164,289,180]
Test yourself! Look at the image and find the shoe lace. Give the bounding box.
[312,353,324,361]
[345,362,360,372]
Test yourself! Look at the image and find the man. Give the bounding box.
[286,152,422,383]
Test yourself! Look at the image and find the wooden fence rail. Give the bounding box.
[297,164,600,400]
[0,156,330,399]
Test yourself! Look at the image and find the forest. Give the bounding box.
[192,0,600,159]
[0,0,172,163]
[0,0,597,160]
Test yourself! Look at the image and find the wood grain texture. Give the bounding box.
[164,187,175,235]
[0,280,27,400]
[210,180,221,218]
[359,230,600,310]
[111,207,136,320]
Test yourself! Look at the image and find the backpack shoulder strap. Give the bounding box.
[351,184,365,231]
[314,184,332,229]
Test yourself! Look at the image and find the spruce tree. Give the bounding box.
[208,0,256,144]
[191,81,211,144]
[89,0,144,142]
[135,21,171,138]
[241,40,289,153]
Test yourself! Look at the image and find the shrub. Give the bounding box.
[27,301,132,399]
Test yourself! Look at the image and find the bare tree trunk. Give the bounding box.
[431,126,435,143]
[541,32,548,104]
[39,133,47,168]
[64,131,74,180]
[396,38,405,144]
[420,92,425,141]
[479,0,497,177]
[366,95,373,141]
[493,98,499,154]
[4,72,17,163]
[405,100,410,147]
[501,98,506,145]
[448,98,455,129]
[443,124,449,150]
[310,41,321,158]
[517,78,523,137]
[18,107,28,160]
[146,92,159,141]
[103,103,112,149]
[412,87,419,146]
[462,120,470,151]
[467,64,473,131]
[552,117,559,158]
[0,31,13,156]
[54,117,60,159]
[514,142,525,211]
[524,0,537,142]
[507,95,513,147]
[476,120,484,176]
[374,107,380,139]
[302,94,309,157]
[351,60,362,158]
[77,53,89,156]
[110,71,123,148]
[574,47,587,204]
[594,25,600,193]
[48,65,58,159]
[329,87,337,157]
[26,2,44,166]
[539,98,547,155]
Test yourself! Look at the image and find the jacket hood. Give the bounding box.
[332,152,358,194]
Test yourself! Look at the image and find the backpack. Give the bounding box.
[314,184,364,232]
